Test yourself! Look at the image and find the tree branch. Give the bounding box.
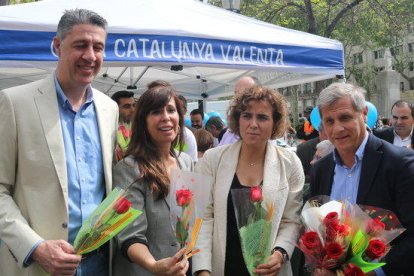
[325,0,365,37]
[303,0,317,34]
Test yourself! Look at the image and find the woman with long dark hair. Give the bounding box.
[113,83,192,276]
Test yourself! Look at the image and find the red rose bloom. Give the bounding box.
[365,239,386,260]
[367,218,386,234]
[113,197,132,214]
[119,125,131,138]
[250,186,263,202]
[176,189,193,206]
[336,224,351,237]
[323,212,339,227]
[325,242,344,259]
[343,263,364,276]
[301,231,322,250]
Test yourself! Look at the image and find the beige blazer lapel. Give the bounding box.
[262,142,283,197]
[34,76,68,206]
[93,90,114,195]
[215,141,241,258]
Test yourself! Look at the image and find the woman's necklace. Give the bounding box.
[248,161,257,167]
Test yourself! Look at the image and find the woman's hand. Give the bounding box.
[254,250,283,276]
[151,248,189,276]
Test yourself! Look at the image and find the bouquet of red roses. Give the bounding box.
[231,186,275,275]
[169,170,212,258]
[298,196,405,274]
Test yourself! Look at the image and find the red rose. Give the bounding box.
[250,186,263,202]
[119,125,131,138]
[336,224,351,237]
[365,239,386,260]
[301,231,322,250]
[323,212,339,227]
[113,197,132,214]
[325,242,344,259]
[176,189,192,206]
[366,218,386,234]
[343,264,364,276]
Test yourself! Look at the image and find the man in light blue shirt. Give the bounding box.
[310,82,414,275]
[0,9,118,276]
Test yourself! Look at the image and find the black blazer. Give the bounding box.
[296,137,319,183]
[374,127,414,146]
[310,134,414,275]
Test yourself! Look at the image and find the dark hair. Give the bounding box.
[147,80,171,90]
[111,90,134,104]
[190,109,204,119]
[391,100,414,117]
[177,95,188,110]
[194,129,214,153]
[227,85,287,139]
[205,116,224,131]
[381,118,390,126]
[126,85,185,199]
[57,9,107,40]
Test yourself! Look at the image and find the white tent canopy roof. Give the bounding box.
[0,0,344,99]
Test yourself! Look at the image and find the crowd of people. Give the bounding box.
[0,8,413,276]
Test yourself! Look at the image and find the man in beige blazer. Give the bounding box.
[0,9,118,276]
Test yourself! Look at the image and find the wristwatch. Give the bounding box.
[271,247,289,264]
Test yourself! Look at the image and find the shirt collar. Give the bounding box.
[333,132,369,166]
[54,72,94,109]
[393,126,413,141]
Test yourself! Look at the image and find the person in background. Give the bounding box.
[194,128,214,159]
[177,95,198,161]
[205,116,226,145]
[380,117,390,128]
[374,100,413,148]
[193,85,304,276]
[310,83,414,275]
[295,124,327,184]
[190,108,204,129]
[218,76,260,146]
[0,9,118,276]
[309,139,335,166]
[111,90,135,162]
[296,106,319,141]
[112,84,192,276]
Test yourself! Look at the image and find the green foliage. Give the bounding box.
[208,0,413,86]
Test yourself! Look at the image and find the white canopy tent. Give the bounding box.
[0,0,344,99]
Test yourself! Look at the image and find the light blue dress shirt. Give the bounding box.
[330,133,385,276]
[330,133,368,204]
[54,75,105,245]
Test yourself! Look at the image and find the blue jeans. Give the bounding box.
[76,243,109,276]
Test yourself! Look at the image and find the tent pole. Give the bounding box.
[132,66,150,87]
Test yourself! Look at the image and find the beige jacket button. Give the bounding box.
[62,222,68,229]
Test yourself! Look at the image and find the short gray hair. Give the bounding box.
[318,83,366,115]
[56,9,107,40]
[316,140,335,157]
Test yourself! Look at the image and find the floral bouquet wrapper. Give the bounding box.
[168,169,213,258]
[115,123,131,161]
[298,195,406,274]
[73,187,142,255]
[231,186,275,276]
